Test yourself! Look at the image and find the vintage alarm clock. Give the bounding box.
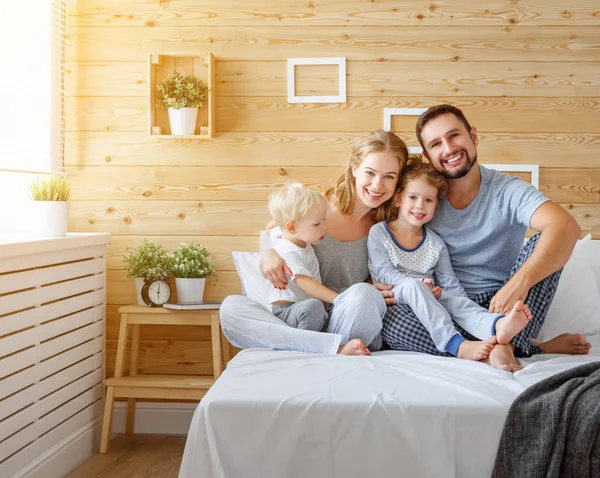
[140,277,172,307]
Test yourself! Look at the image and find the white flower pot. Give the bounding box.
[168,107,198,136]
[135,278,146,306]
[176,278,206,304]
[31,201,68,237]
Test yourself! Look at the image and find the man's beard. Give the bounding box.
[439,151,477,179]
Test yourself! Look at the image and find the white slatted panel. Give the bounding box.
[0,234,108,476]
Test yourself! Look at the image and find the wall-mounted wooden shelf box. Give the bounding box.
[148,52,215,139]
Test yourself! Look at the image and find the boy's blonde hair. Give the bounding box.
[269,182,328,228]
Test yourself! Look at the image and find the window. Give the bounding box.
[0,0,67,232]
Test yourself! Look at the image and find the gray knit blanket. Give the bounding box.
[492,361,600,478]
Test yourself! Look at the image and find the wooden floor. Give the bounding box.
[66,434,187,478]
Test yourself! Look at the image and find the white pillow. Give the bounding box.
[232,251,271,310]
[537,234,600,341]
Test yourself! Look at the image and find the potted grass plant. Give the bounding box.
[28,175,72,237]
[156,70,208,136]
[123,238,173,305]
[172,242,216,303]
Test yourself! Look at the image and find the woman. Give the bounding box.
[220,130,408,355]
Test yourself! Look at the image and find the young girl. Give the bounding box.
[368,158,532,361]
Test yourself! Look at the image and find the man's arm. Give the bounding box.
[489,201,581,314]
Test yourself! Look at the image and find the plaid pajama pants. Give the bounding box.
[382,234,562,358]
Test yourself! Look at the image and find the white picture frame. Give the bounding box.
[383,107,428,154]
[287,57,346,104]
[485,164,540,189]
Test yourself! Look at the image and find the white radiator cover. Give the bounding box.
[0,233,110,478]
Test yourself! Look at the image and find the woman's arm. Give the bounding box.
[295,275,339,303]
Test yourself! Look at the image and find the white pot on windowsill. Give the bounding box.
[175,278,206,304]
[31,201,68,237]
[168,107,198,136]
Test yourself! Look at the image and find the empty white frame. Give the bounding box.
[383,108,428,154]
[287,58,346,103]
[485,164,539,189]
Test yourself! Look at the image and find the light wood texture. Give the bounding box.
[66,132,600,168]
[99,306,223,453]
[67,0,600,401]
[69,60,600,97]
[67,434,185,478]
[69,1,600,27]
[66,96,600,134]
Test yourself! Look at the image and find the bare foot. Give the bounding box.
[456,338,496,361]
[495,301,532,345]
[338,339,371,356]
[483,344,523,372]
[537,333,591,355]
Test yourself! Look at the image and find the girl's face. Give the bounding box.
[352,152,400,209]
[396,178,439,228]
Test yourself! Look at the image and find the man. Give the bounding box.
[382,104,591,371]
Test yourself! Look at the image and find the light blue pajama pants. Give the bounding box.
[221,283,386,355]
[393,277,502,353]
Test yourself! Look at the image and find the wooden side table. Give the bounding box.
[99,305,227,453]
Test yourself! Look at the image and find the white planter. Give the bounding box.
[176,278,206,304]
[31,201,68,237]
[168,107,198,136]
[135,278,146,306]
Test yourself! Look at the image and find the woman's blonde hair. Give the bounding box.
[269,182,328,228]
[326,130,408,222]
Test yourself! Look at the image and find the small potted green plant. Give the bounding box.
[172,242,216,304]
[123,238,173,305]
[156,70,208,136]
[28,175,72,237]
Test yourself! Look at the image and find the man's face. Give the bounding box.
[420,113,478,179]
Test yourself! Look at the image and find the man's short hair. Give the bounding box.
[268,182,327,228]
[416,104,473,152]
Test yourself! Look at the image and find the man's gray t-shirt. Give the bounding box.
[427,165,549,295]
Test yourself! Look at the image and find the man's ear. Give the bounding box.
[285,221,297,235]
[470,126,479,147]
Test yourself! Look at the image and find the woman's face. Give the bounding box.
[352,151,401,209]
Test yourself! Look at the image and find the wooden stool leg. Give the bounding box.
[100,312,128,453]
[99,386,115,453]
[211,313,223,380]
[126,324,141,434]
[221,327,231,368]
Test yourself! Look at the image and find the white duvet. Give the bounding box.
[179,335,600,478]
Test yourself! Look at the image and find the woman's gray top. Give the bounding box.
[313,235,369,293]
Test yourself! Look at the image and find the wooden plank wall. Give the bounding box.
[66,1,600,378]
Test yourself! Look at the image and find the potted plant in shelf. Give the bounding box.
[156,69,208,136]
[172,242,216,304]
[123,238,173,306]
[28,175,72,237]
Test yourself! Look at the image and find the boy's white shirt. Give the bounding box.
[267,227,322,305]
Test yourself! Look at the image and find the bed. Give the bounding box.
[178,235,600,478]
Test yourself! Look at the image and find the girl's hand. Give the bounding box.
[260,249,292,289]
[423,278,442,300]
[372,282,397,306]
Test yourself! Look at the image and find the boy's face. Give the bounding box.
[396,179,438,228]
[292,205,328,245]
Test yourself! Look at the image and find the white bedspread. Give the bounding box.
[179,335,600,478]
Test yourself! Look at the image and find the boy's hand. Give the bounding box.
[423,279,442,300]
